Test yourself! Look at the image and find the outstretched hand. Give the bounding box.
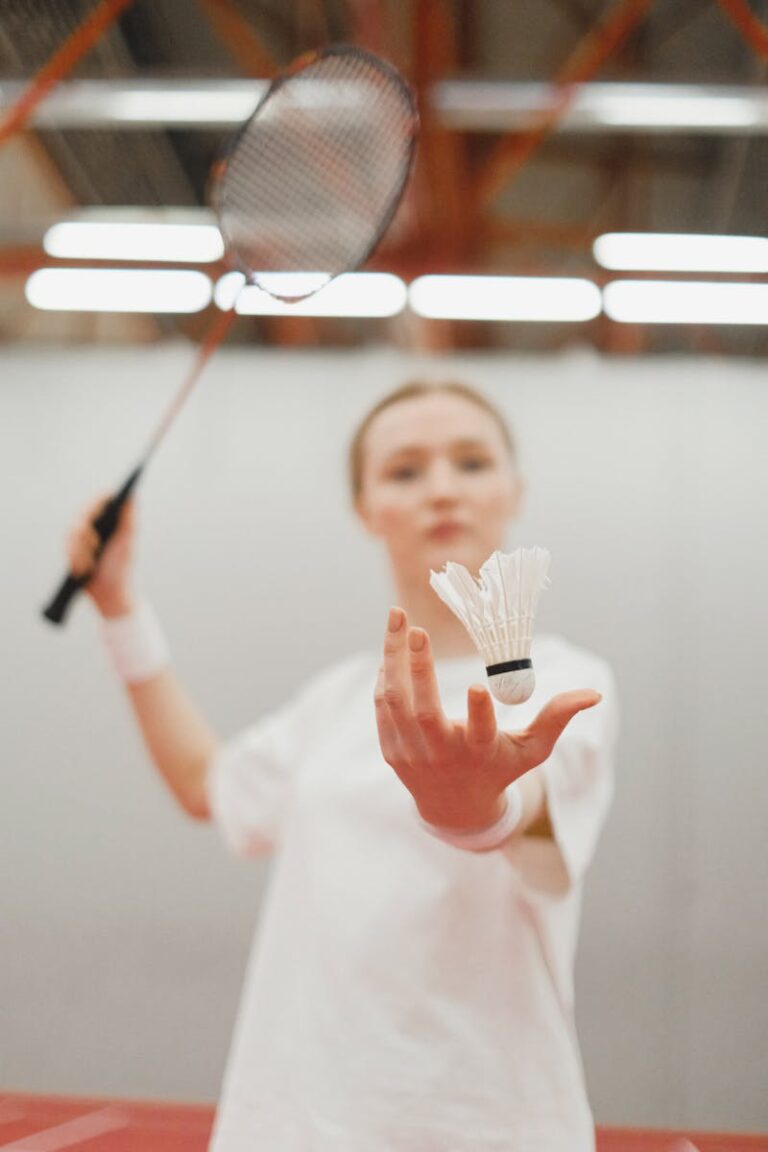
[374,606,601,833]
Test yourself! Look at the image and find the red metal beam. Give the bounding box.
[712,0,768,58]
[411,0,471,264]
[347,0,388,56]
[197,0,278,77]
[0,0,138,149]
[474,0,657,213]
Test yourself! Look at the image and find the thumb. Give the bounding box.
[118,496,136,532]
[523,689,602,763]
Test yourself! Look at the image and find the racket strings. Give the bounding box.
[216,49,416,298]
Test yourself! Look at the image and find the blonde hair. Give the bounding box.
[348,380,517,501]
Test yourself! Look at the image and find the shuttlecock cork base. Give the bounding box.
[429,547,551,705]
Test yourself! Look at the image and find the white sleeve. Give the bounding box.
[205,696,303,858]
[205,653,370,859]
[503,662,619,900]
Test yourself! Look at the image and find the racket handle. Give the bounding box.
[42,573,89,626]
[41,465,143,626]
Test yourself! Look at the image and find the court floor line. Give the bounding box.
[0,1107,129,1152]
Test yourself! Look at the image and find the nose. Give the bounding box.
[424,459,460,504]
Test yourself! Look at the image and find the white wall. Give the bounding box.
[1,344,766,1131]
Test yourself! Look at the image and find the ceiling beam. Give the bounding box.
[472,0,656,213]
[0,0,138,148]
[196,0,278,77]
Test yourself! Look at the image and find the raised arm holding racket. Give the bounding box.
[43,45,417,624]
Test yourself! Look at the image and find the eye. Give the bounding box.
[457,456,491,472]
[388,465,420,482]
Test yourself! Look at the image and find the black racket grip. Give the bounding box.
[42,465,143,626]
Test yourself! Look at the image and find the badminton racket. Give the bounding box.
[42,44,418,625]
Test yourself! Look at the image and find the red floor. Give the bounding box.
[1,1093,766,1151]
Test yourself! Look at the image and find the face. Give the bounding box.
[356,392,523,582]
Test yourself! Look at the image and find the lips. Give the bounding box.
[427,521,467,540]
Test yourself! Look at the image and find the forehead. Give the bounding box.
[363,393,506,460]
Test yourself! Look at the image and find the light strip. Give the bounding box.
[215,272,407,317]
[591,90,758,130]
[25,269,213,313]
[0,81,264,127]
[3,79,767,133]
[408,275,601,322]
[434,82,764,133]
[603,280,768,325]
[433,82,766,133]
[594,232,768,273]
[44,221,224,263]
[105,88,262,125]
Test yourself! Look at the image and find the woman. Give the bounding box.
[67,380,618,1152]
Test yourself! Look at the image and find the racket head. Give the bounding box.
[211,44,418,302]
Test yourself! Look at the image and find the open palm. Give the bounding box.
[374,606,601,833]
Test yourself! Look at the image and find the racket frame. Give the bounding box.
[209,43,419,297]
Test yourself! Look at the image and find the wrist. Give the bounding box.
[99,598,171,683]
[416,793,507,836]
[418,785,523,853]
[93,588,137,619]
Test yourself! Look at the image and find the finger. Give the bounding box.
[66,524,96,566]
[524,689,602,762]
[67,520,92,554]
[120,497,136,532]
[383,606,412,717]
[67,538,96,579]
[105,494,136,538]
[83,491,134,541]
[373,663,403,767]
[466,684,498,749]
[408,628,448,747]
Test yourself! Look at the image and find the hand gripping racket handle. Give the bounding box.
[41,465,143,626]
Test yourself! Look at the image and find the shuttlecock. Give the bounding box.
[429,547,551,705]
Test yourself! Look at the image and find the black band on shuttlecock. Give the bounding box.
[486,659,533,676]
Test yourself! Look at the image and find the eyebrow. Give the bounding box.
[384,438,491,460]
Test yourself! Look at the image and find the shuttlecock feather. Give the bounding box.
[429,547,551,705]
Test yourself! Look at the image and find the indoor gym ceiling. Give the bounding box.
[1,0,767,355]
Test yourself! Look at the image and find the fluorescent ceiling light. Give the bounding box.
[26,269,212,313]
[215,272,407,316]
[107,87,262,125]
[44,221,224,263]
[593,91,758,130]
[5,79,768,134]
[408,275,601,322]
[103,81,359,124]
[433,82,767,133]
[595,232,768,273]
[603,280,768,325]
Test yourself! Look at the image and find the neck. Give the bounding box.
[391,568,478,660]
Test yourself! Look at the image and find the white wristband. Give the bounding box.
[99,599,171,684]
[418,783,523,853]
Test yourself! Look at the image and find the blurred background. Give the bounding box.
[1,0,767,1139]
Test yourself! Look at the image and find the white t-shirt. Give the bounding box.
[206,635,618,1152]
